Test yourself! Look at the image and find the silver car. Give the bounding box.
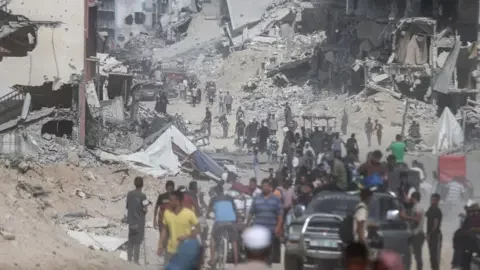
[284,191,411,270]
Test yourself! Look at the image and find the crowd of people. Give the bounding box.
[141,85,477,270]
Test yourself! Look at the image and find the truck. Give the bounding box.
[284,191,411,270]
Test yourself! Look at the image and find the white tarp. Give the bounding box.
[67,230,127,252]
[162,125,197,155]
[121,132,181,176]
[432,107,464,154]
[93,125,196,177]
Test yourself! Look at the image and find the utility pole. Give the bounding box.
[79,0,89,146]
[401,98,410,136]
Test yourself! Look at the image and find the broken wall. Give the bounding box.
[0,0,84,87]
[114,0,148,48]
[14,83,74,110]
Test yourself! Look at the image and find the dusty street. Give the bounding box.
[0,0,477,269]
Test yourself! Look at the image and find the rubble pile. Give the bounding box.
[241,81,317,118]
[124,33,166,59]
[160,46,224,87]
[33,133,101,167]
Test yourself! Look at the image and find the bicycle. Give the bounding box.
[211,227,229,270]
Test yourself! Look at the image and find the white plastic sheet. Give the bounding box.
[95,125,197,177]
[67,230,127,252]
[432,107,464,154]
[122,132,181,176]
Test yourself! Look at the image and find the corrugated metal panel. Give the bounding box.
[0,131,40,158]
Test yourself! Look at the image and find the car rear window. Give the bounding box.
[305,195,375,216]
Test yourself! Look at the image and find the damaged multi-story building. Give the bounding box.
[313,0,480,116]
[95,0,199,52]
[0,0,96,157]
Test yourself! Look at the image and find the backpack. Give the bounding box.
[274,188,284,204]
[339,204,366,244]
[362,172,383,188]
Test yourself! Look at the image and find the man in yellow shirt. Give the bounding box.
[157,190,200,267]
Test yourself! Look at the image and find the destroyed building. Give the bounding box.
[96,0,198,53]
[313,0,480,113]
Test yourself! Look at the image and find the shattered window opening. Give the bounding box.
[134,12,145,24]
[41,120,74,138]
[124,15,133,25]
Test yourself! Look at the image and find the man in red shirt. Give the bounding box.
[154,180,175,232]
[154,181,198,232]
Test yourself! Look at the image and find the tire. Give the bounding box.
[284,252,303,270]
[215,235,228,270]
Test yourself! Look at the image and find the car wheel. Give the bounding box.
[284,252,303,270]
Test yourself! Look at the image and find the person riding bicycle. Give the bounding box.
[207,185,240,267]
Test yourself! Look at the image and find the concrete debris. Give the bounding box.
[97,53,128,76]
[272,73,289,87]
[0,229,15,241]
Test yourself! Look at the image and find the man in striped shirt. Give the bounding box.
[248,178,283,266]
[445,178,466,214]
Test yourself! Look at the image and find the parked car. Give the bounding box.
[284,191,411,270]
[135,82,163,101]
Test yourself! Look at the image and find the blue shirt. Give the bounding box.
[166,239,201,270]
[251,194,283,231]
[210,195,237,222]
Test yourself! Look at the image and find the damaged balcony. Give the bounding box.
[314,0,480,103]
[362,17,437,100]
[0,9,37,60]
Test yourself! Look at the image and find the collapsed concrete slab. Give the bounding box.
[221,0,275,32]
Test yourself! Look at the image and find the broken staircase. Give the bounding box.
[0,90,25,125]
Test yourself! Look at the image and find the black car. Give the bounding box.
[135,83,163,101]
[284,191,411,270]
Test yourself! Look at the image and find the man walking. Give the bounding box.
[364,118,374,147]
[157,191,200,269]
[126,177,148,264]
[248,179,283,266]
[401,191,425,270]
[345,133,359,158]
[191,83,199,107]
[426,193,442,270]
[218,91,225,115]
[236,106,245,122]
[225,91,233,114]
[221,116,229,138]
[284,103,292,124]
[205,107,212,137]
[374,119,383,146]
[354,188,373,243]
[269,114,278,135]
[387,134,406,163]
[154,180,175,238]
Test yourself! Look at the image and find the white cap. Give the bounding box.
[467,199,476,207]
[242,225,271,250]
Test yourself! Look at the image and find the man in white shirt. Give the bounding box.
[191,83,199,107]
[354,189,373,243]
